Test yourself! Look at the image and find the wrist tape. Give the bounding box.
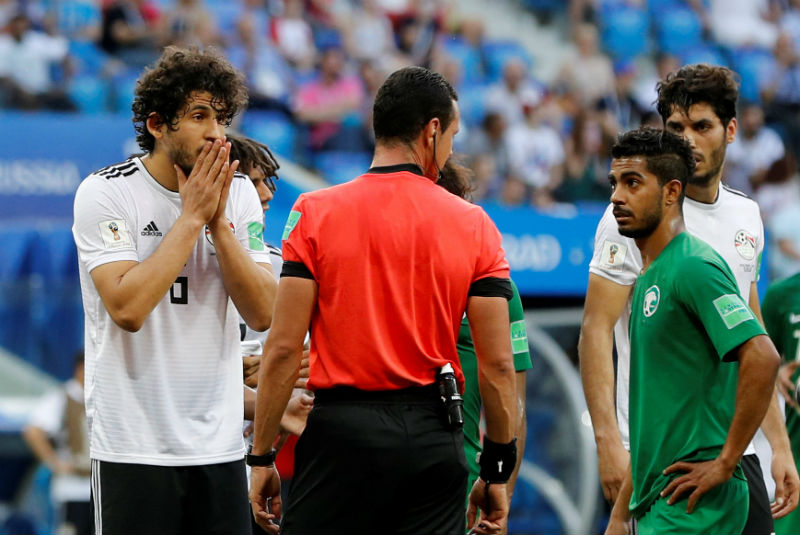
[478,437,517,483]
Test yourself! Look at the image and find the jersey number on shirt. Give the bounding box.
[170,276,188,305]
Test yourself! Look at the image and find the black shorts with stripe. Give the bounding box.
[90,458,251,535]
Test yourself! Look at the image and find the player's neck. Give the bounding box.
[685,173,722,204]
[636,213,686,271]
[141,150,179,192]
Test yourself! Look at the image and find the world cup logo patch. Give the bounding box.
[108,221,120,240]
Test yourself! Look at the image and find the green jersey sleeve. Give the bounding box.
[675,256,766,361]
[509,280,532,372]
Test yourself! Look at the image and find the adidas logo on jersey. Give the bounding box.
[141,221,162,237]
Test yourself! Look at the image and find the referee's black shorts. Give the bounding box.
[90,458,251,535]
[281,384,468,535]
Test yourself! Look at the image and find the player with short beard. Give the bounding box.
[580,63,799,534]
[604,126,780,535]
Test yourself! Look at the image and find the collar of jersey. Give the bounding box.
[366,163,425,176]
[684,183,722,212]
[134,157,181,199]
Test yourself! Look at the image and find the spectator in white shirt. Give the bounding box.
[726,101,785,195]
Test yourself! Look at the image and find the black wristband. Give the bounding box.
[478,437,517,483]
[246,447,277,467]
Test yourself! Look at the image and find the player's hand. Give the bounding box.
[603,515,630,535]
[249,465,282,534]
[294,349,310,389]
[279,392,313,436]
[597,440,630,504]
[176,139,230,225]
[777,361,800,410]
[467,479,508,534]
[209,141,239,227]
[660,458,734,513]
[771,447,800,518]
[243,355,260,388]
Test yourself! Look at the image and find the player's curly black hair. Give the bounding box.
[437,155,474,201]
[228,133,280,190]
[373,66,458,145]
[132,46,249,152]
[656,64,739,127]
[611,127,696,202]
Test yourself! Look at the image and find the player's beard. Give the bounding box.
[689,132,726,187]
[169,145,200,177]
[617,195,663,239]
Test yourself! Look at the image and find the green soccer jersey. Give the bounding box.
[763,273,800,535]
[458,279,533,495]
[628,232,766,519]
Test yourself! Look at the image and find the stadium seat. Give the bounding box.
[457,83,490,127]
[206,0,243,35]
[731,47,775,102]
[440,37,485,85]
[68,40,110,77]
[483,40,534,83]
[679,44,729,67]
[111,69,140,115]
[600,5,650,61]
[54,0,101,40]
[241,111,298,159]
[313,151,372,185]
[654,7,703,56]
[68,76,110,114]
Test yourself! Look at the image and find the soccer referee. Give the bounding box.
[249,66,518,535]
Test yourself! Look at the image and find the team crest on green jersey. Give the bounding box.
[643,285,660,317]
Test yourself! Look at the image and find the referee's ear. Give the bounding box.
[146,112,165,139]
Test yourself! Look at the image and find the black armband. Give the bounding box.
[468,277,513,300]
[281,260,315,280]
[478,437,517,483]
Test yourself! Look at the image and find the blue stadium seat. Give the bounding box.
[654,7,703,56]
[54,0,101,39]
[440,37,485,85]
[647,0,688,17]
[206,1,243,34]
[241,111,298,159]
[600,6,650,61]
[483,40,534,83]
[457,83,490,127]
[313,151,372,185]
[68,40,110,77]
[732,47,775,102]
[68,75,110,114]
[679,44,728,67]
[111,69,140,115]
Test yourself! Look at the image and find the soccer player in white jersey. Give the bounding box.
[580,64,799,533]
[72,47,277,534]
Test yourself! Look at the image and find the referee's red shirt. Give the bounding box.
[281,166,510,391]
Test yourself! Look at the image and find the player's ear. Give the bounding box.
[146,112,166,139]
[664,179,683,206]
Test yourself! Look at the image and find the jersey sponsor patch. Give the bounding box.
[734,230,756,260]
[99,219,131,248]
[282,211,301,240]
[599,240,627,272]
[247,222,265,251]
[643,285,660,317]
[713,294,753,329]
[510,320,528,354]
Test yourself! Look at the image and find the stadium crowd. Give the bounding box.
[0,0,798,280]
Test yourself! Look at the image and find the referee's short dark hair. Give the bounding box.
[372,66,458,145]
[132,46,248,152]
[611,127,696,203]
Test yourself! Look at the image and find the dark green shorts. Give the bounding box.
[638,473,748,535]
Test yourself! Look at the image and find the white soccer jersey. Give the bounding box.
[589,184,764,451]
[72,157,272,466]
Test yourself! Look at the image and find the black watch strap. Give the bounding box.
[246,448,277,467]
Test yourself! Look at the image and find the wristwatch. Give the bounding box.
[245,446,277,467]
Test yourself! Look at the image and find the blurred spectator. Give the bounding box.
[0,13,75,111]
[633,52,679,115]
[689,0,780,49]
[499,174,528,207]
[556,23,615,107]
[233,6,294,115]
[358,58,388,144]
[763,32,800,156]
[755,153,800,219]
[505,90,565,208]
[469,152,499,202]
[270,0,316,70]
[22,352,91,535]
[293,46,368,152]
[485,59,542,126]
[99,0,162,68]
[610,59,646,130]
[768,195,800,280]
[554,106,615,204]
[465,111,510,195]
[726,101,785,195]
[161,0,219,47]
[393,0,442,67]
[782,0,800,49]
[343,0,397,64]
